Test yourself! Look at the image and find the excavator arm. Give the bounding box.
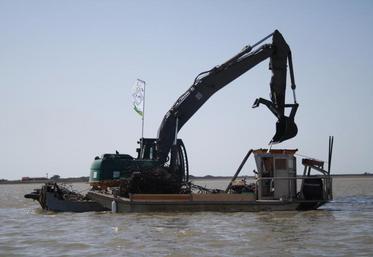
[87,30,298,194]
[156,30,298,164]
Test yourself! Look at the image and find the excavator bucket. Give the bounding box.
[271,116,298,144]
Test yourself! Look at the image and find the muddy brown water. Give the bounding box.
[1,177,372,257]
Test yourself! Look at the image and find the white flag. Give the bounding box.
[132,79,145,117]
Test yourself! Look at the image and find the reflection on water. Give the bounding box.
[0,178,373,257]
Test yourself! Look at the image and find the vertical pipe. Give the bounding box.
[328,136,334,175]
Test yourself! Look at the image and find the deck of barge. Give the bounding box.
[87,191,325,212]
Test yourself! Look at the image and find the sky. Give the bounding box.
[1,0,373,180]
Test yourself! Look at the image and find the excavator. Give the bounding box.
[89,30,299,195]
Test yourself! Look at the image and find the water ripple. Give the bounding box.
[1,180,373,256]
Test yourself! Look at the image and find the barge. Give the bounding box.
[86,147,333,212]
[25,146,333,213]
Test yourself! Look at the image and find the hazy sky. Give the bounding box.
[1,0,372,180]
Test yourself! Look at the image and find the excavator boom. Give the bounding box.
[88,30,299,194]
[157,30,298,164]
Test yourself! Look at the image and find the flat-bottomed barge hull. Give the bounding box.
[87,192,327,212]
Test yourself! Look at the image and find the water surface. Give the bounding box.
[0,177,372,257]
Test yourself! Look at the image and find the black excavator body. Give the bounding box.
[89,30,299,194]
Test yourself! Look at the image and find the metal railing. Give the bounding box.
[255,175,333,201]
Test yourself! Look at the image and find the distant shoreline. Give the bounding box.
[189,174,373,180]
[0,177,90,185]
[1,173,372,185]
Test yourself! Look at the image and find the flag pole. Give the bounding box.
[137,79,146,140]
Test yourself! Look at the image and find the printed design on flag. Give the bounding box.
[132,80,145,116]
